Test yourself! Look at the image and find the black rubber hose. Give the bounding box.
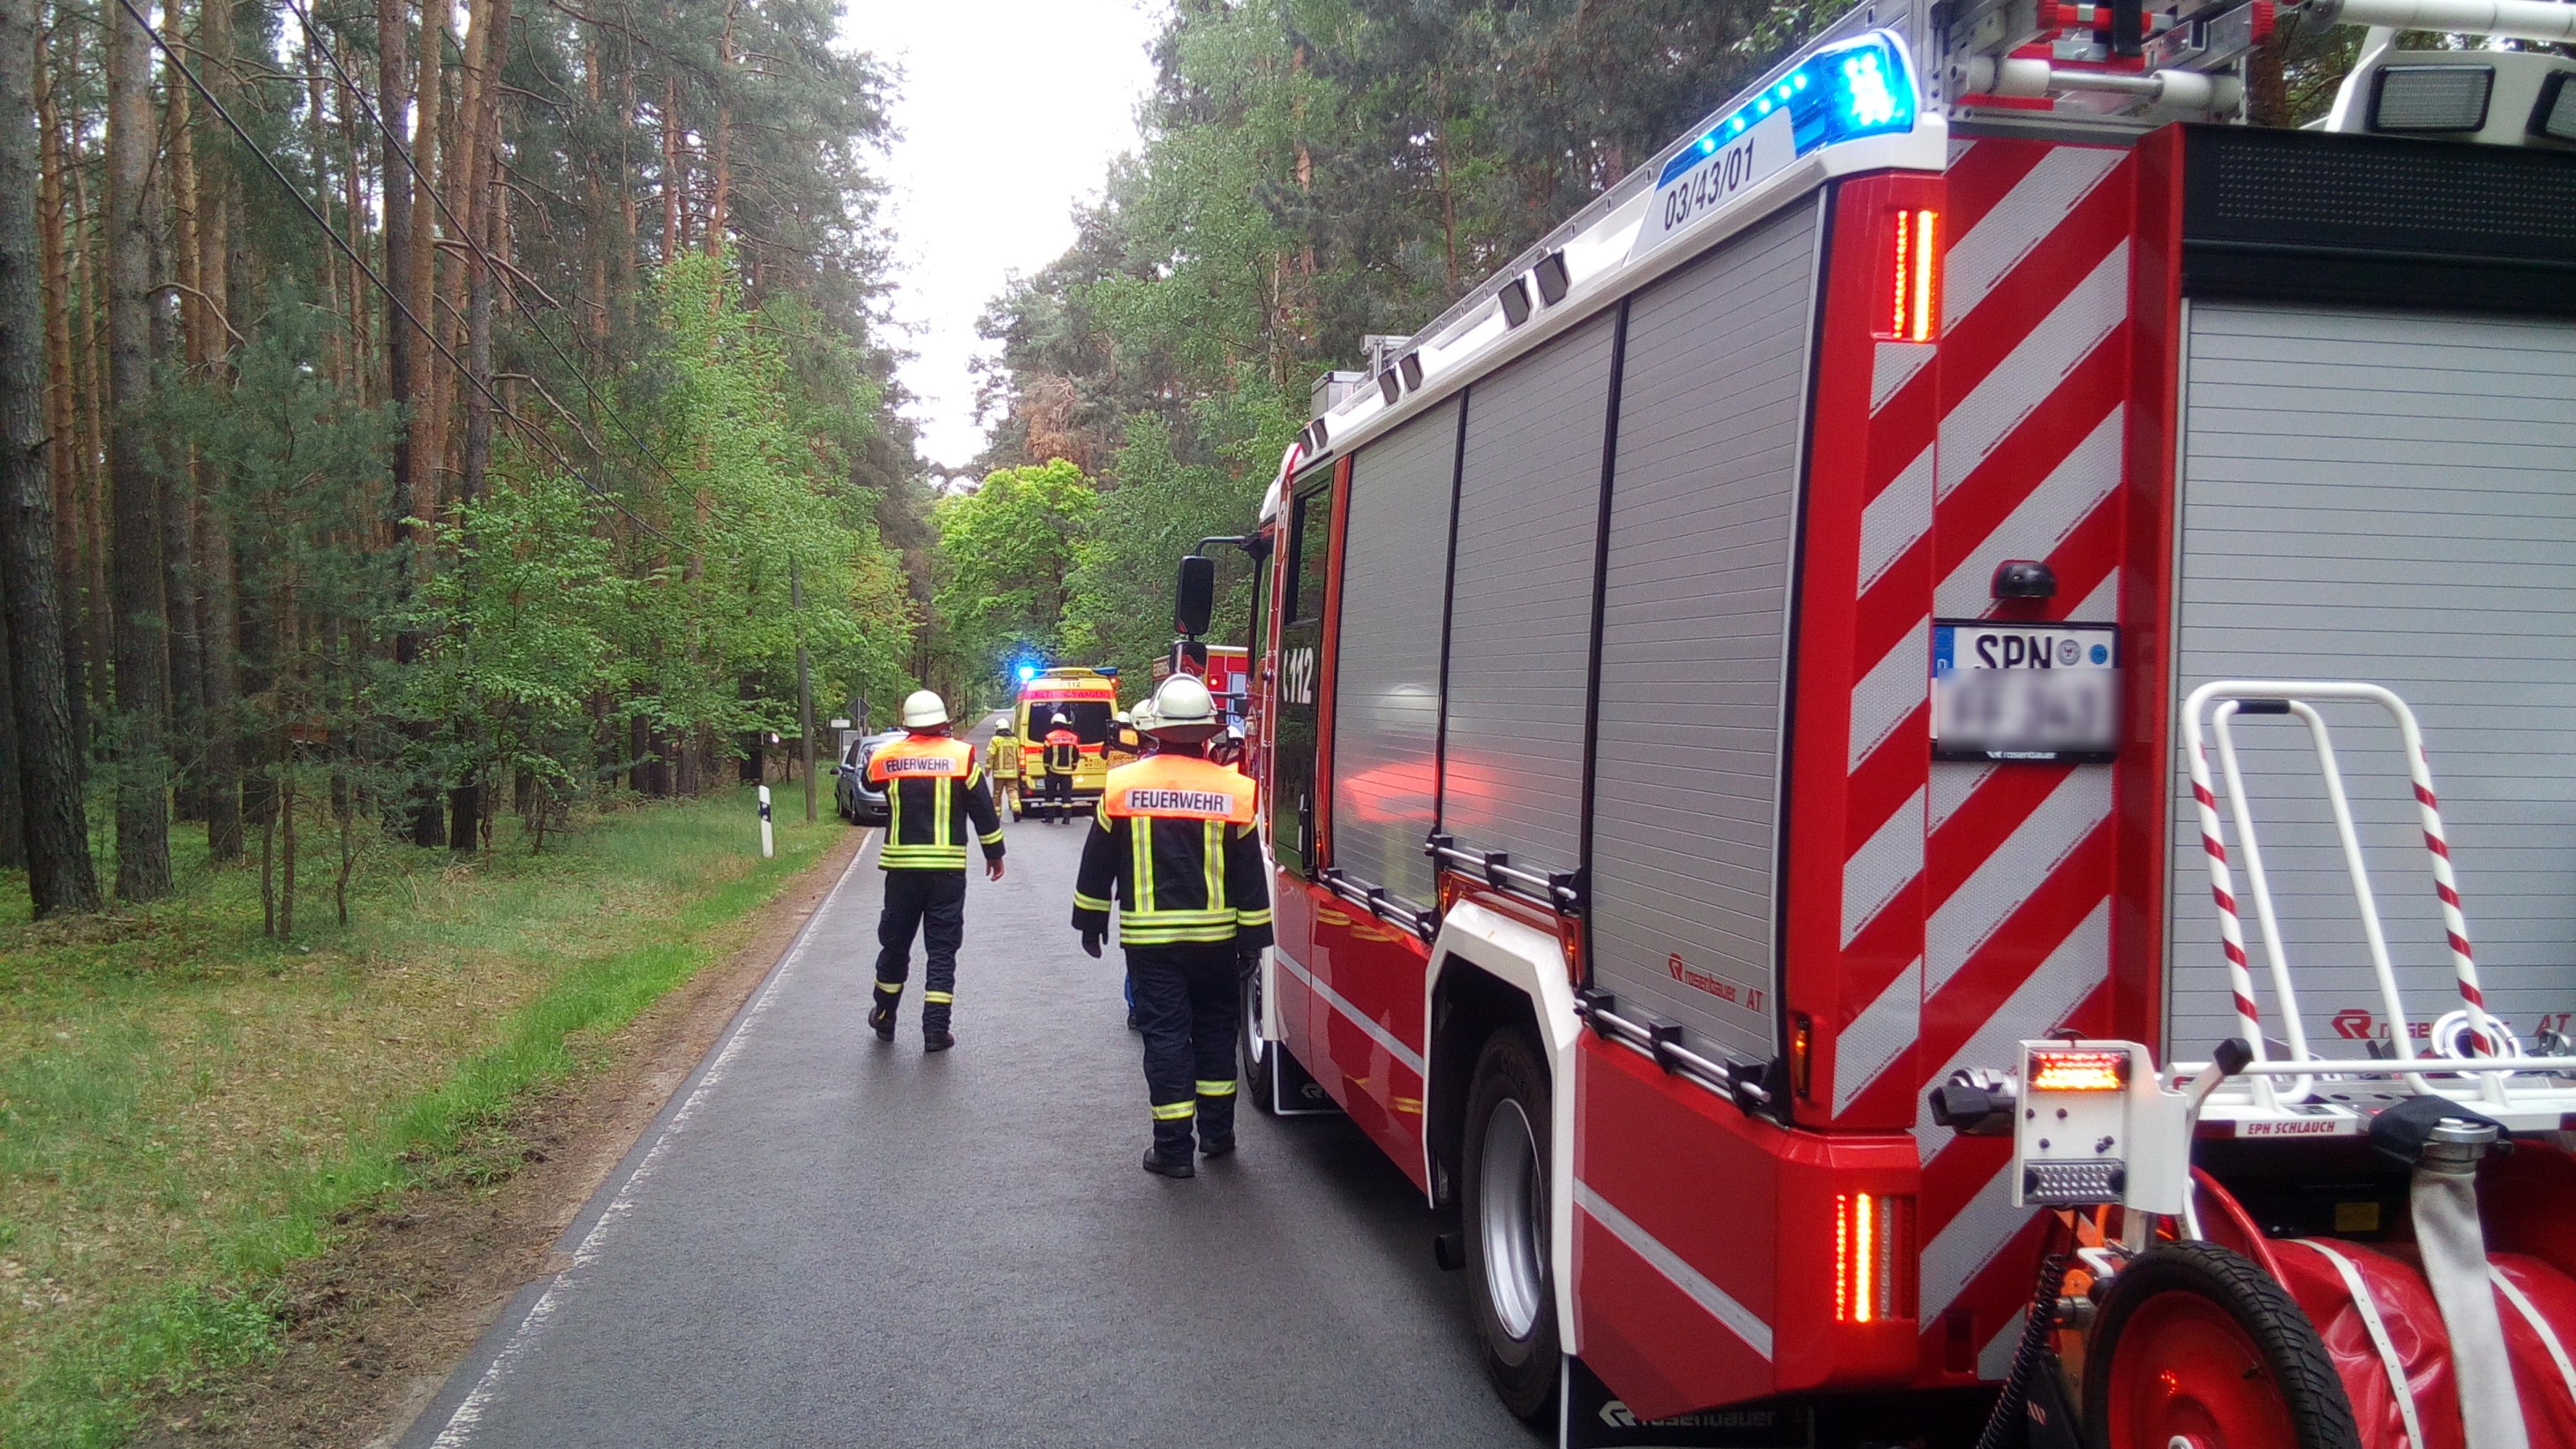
[1974,1249,2068,1449]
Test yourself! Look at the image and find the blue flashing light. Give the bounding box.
[1016,663,1039,683]
[1656,33,1917,188]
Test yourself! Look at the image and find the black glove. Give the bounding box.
[1237,946,1263,981]
[1081,927,1104,959]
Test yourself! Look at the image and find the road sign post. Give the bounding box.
[757,786,774,858]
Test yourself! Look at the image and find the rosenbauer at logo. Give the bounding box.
[2330,1006,2576,1041]
[1668,954,1764,1012]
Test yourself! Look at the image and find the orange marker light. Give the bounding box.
[2030,1049,2128,1092]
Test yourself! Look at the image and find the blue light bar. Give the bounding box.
[1658,33,1917,188]
[1016,663,1038,683]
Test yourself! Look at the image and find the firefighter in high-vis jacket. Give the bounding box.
[1040,713,1081,823]
[866,689,1006,1052]
[1070,675,1271,1178]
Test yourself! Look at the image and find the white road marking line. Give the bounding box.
[425,834,874,1446]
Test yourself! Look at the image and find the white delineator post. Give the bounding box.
[757,785,774,859]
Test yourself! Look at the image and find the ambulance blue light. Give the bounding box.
[1656,33,1917,187]
[1016,663,1038,683]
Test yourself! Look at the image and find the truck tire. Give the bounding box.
[1461,1028,1560,1421]
[1239,962,1277,1109]
[2084,1240,2361,1449]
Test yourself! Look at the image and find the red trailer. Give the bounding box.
[1213,1,2576,1441]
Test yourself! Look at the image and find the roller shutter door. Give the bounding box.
[1441,313,1617,879]
[1588,200,1819,1061]
[2168,304,2576,1057]
[1330,399,1458,909]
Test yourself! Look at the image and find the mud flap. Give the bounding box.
[1560,1357,1814,1449]
[1268,1035,1337,1116]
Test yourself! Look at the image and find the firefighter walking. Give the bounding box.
[867,690,1006,1052]
[1040,713,1081,823]
[1070,675,1270,1177]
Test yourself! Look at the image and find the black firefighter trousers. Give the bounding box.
[1126,943,1240,1162]
[874,868,966,1034]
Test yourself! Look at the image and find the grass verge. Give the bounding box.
[0,788,849,1446]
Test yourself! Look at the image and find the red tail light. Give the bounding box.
[1887,209,1940,342]
[1834,1193,1917,1324]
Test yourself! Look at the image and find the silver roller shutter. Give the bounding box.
[1442,313,1618,877]
[1330,398,1459,909]
[1588,200,1819,1060]
[2168,303,2576,1058]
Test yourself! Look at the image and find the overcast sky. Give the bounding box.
[840,2,1163,472]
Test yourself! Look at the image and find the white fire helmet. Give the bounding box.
[899,689,950,729]
[1143,675,1222,743]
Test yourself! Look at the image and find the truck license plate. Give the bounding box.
[1932,621,2119,762]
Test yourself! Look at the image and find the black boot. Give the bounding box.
[1141,1148,1194,1179]
[1199,1136,1235,1158]
[868,1003,896,1043]
[923,1028,954,1053]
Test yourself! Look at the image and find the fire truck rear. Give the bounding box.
[1188,0,2576,1442]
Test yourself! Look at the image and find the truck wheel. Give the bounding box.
[2085,1240,2361,1449]
[1461,1028,1559,1421]
[1240,960,1278,1109]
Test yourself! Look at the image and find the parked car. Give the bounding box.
[830,729,903,826]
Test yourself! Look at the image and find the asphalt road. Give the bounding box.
[403,745,1541,1449]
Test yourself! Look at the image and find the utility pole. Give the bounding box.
[791,558,815,823]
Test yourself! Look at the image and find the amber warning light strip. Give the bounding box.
[2029,1049,2128,1092]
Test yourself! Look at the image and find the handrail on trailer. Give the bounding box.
[2180,680,2576,1113]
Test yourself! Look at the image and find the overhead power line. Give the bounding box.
[274,0,695,499]
[121,0,680,546]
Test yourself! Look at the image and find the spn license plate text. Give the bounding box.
[1932,622,2119,762]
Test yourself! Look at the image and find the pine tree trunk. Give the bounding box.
[34,44,87,776]
[156,179,207,826]
[106,0,171,902]
[195,0,240,862]
[0,576,23,870]
[4,0,100,914]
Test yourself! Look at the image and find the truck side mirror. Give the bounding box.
[1175,554,1216,638]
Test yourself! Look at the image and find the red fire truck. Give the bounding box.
[1196,0,2576,1441]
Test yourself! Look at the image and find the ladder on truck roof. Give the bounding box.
[2179,680,2576,1131]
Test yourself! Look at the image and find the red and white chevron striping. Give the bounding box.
[1833,134,2142,1375]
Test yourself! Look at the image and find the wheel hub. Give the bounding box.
[2106,1294,2296,1449]
[1478,1098,1545,1340]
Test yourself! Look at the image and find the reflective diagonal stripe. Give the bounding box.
[980,828,1005,845]
[1856,445,1935,596]
[1842,787,1926,947]
[1943,145,2124,328]
[1924,769,2111,997]
[1150,1101,1197,1121]
[1576,1181,1774,1359]
[1849,622,1931,774]
[1834,955,1923,1116]
[1195,1079,1237,1097]
[1937,242,2128,497]
[1073,891,1114,912]
[1932,406,2123,617]
[874,980,904,994]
